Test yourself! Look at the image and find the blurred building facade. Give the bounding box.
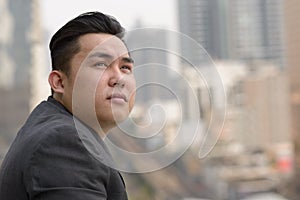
[236,64,291,148]
[125,26,169,105]
[0,0,46,160]
[125,24,186,122]
[177,0,285,68]
[284,0,300,199]
[197,62,292,199]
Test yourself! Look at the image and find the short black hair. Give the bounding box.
[49,11,125,76]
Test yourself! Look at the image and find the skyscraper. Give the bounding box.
[177,0,285,68]
[228,0,285,67]
[125,25,177,105]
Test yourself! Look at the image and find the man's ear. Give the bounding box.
[48,70,65,94]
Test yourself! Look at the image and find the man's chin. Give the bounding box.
[112,113,129,124]
[97,112,129,127]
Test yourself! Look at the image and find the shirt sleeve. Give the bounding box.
[24,125,110,200]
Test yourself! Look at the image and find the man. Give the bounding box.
[0,11,135,200]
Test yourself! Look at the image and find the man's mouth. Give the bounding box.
[107,93,128,103]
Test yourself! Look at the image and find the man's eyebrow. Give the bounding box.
[88,52,134,63]
[122,56,134,64]
[88,52,113,59]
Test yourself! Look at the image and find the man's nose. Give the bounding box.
[108,65,125,87]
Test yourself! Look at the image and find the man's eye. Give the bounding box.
[94,62,108,68]
[120,65,132,72]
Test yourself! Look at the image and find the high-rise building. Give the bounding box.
[0,0,46,160]
[125,25,178,105]
[229,0,285,67]
[177,0,285,68]
[177,0,212,65]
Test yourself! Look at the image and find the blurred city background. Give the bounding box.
[0,0,300,199]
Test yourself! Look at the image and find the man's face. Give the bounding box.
[63,33,136,133]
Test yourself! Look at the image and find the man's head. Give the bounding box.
[48,12,136,135]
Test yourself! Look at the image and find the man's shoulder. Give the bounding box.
[8,97,111,170]
[12,99,78,154]
[28,98,73,126]
[23,98,76,135]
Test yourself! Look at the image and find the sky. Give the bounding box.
[41,0,177,36]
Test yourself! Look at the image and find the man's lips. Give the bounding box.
[107,93,128,102]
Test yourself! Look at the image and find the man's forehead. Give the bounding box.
[89,43,130,60]
[78,33,130,61]
[93,44,128,55]
[79,33,127,50]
